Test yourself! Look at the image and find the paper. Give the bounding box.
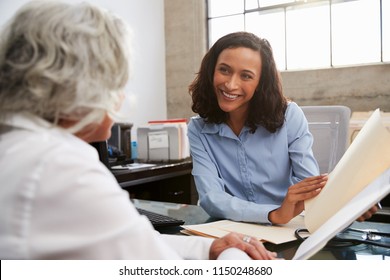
[111,163,156,170]
[305,109,390,232]
[148,131,169,149]
[182,215,305,244]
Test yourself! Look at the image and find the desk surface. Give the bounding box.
[112,160,192,187]
[133,199,390,260]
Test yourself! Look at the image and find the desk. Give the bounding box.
[112,160,198,205]
[133,199,390,260]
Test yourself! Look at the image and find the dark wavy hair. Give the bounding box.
[189,32,288,133]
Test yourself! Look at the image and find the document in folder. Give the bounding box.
[304,108,390,233]
[293,170,390,260]
[183,109,390,246]
[182,215,304,244]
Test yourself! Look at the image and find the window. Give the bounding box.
[331,0,381,66]
[208,0,245,46]
[383,0,390,61]
[246,9,287,69]
[207,0,389,70]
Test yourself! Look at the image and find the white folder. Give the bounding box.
[293,169,390,260]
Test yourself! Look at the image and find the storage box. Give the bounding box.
[349,110,390,145]
[137,120,190,162]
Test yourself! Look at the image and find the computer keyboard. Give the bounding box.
[136,207,185,228]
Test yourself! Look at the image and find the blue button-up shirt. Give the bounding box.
[188,102,319,224]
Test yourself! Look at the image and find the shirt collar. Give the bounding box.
[1,112,59,133]
[201,121,251,139]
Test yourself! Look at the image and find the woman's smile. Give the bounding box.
[220,89,240,100]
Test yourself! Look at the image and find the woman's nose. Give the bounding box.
[225,75,239,90]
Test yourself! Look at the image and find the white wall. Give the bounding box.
[0,0,167,133]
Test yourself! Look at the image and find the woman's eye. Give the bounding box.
[241,73,253,80]
[218,66,229,74]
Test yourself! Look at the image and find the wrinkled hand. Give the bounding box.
[269,174,328,224]
[209,232,277,260]
[356,204,379,222]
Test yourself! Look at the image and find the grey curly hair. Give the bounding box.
[0,1,131,132]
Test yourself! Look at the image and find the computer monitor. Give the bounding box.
[90,141,110,168]
[90,123,134,169]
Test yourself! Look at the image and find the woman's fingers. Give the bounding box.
[356,205,378,222]
[290,174,328,194]
[209,232,278,260]
[239,235,277,260]
[300,174,328,186]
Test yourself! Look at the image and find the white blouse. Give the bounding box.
[0,113,213,259]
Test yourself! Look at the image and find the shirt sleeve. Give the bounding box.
[161,235,213,260]
[188,119,274,224]
[29,144,213,259]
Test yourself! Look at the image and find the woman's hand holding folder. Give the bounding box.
[268,174,328,225]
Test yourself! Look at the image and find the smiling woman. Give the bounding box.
[213,47,261,135]
[190,32,286,134]
[188,31,327,225]
[187,31,378,227]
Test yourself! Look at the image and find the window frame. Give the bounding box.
[207,0,388,71]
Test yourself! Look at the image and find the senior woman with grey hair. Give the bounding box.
[0,1,276,260]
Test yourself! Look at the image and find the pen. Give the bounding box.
[349,227,390,238]
[377,202,382,210]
